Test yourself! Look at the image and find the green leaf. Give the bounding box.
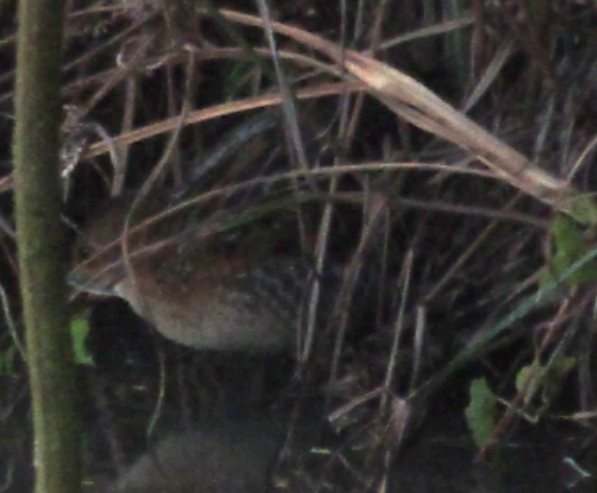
[515,356,576,414]
[69,315,94,367]
[465,378,497,450]
[542,215,597,287]
[564,194,597,226]
[515,364,542,407]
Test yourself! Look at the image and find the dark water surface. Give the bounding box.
[85,413,595,493]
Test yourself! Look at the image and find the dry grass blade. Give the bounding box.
[214,8,597,224]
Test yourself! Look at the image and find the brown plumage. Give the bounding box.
[71,195,318,352]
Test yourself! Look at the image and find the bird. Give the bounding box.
[70,193,328,353]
